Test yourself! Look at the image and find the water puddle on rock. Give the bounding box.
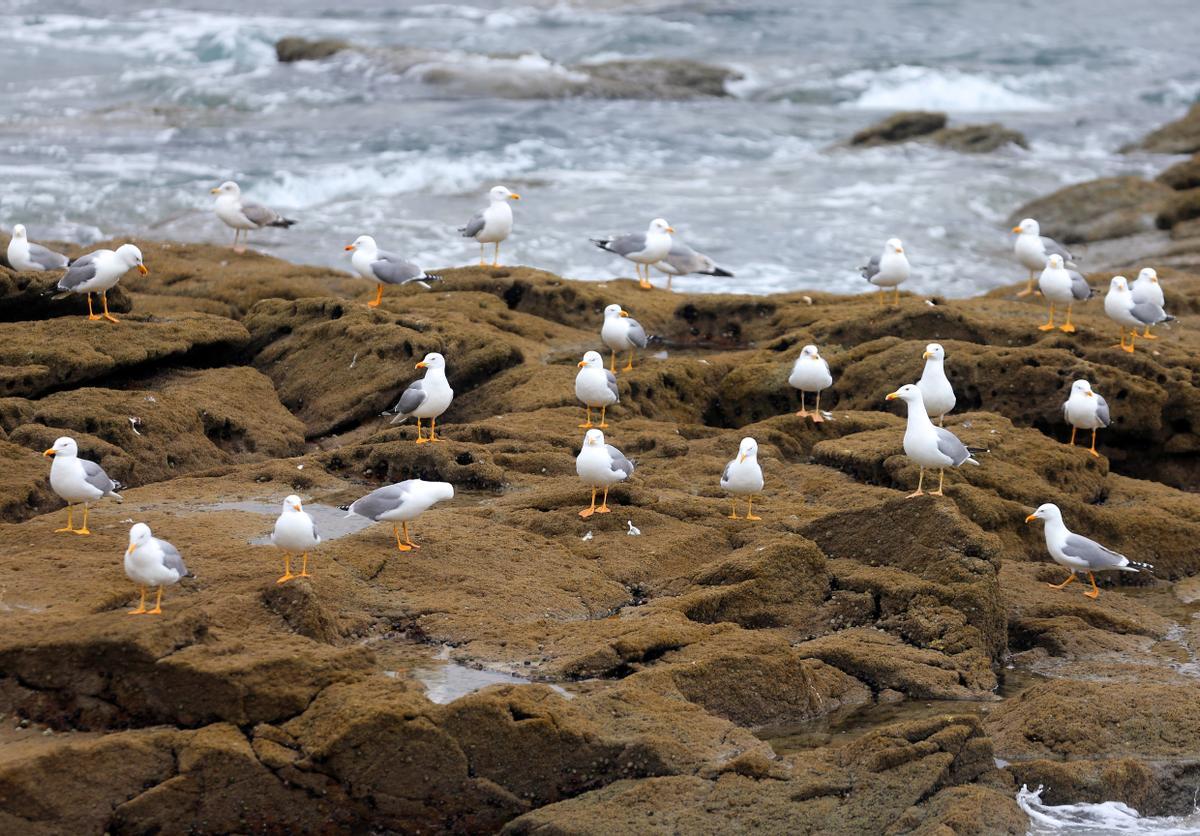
[200,501,374,544]
[374,642,575,705]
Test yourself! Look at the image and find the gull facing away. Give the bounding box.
[576,350,619,428]
[210,180,295,253]
[1026,503,1152,599]
[1131,268,1165,339]
[7,224,68,272]
[1104,276,1173,354]
[654,239,733,291]
[346,479,454,552]
[576,429,634,518]
[886,384,979,497]
[460,185,520,267]
[1012,218,1076,297]
[345,235,441,307]
[1036,254,1091,333]
[44,436,123,534]
[788,344,832,423]
[592,218,674,289]
[601,304,648,372]
[125,523,189,615]
[916,343,955,426]
[721,437,764,520]
[859,237,909,306]
[57,243,147,323]
[272,495,321,583]
[1062,380,1110,458]
[389,352,454,443]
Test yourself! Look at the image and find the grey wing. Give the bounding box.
[625,318,648,348]
[859,254,880,281]
[28,242,68,270]
[662,241,699,274]
[371,253,423,285]
[822,357,831,378]
[1130,302,1170,325]
[1095,395,1110,427]
[157,538,188,577]
[721,461,732,484]
[605,369,619,402]
[57,253,99,290]
[239,200,282,227]
[1068,270,1092,301]
[79,458,118,495]
[460,210,486,238]
[601,233,648,257]
[933,427,973,466]
[605,445,634,478]
[310,516,320,543]
[1061,533,1128,570]
[391,379,426,420]
[1040,236,1073,262]
[349,481,412,521]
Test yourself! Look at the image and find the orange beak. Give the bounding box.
[345,245,355,251]
[619,310,629,317]
[126,544,135,555]
[293,503,301,511]
[137,264,149,275]
[665,226,675,233]
[577,360,586,367]
[739,454,746,463]
[885,391,899,400]
[415,361,427,369]
[509,193,521,200]
[43,448,55,457]
[1012,226,1022,234]
[922,351,931,359]
[1024,513,1037,523]
[1085,391,1093,398]
[210,187,220,194]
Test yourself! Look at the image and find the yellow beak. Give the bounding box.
[210,187,220,194]
[739,453,746,463]
[922,351,931,359]
[43,448,55,457]
[1012,225,1022,233]
[344,244,355,251]
[896,247,904,254]
[885,391,899,400]
[126,544,136,555]
[509,193,521,200]
[619,310,629,317]
[665,226,675,233]
[1024,513,1037,523]
[293,503,301,511]
[1152,277,1159,283]
[1085,391,1093,398]
[415,361,427,369]
[577,360,586,367]
[137,264,149,275]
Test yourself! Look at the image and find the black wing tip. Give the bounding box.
[590,238,612,251]
[424,273,443,283]
[707,267,734,277]
[1131,560,1154,572]
[337,503,351,512]
[270,218,297,228]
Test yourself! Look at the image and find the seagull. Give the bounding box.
[916,343,955,426]
[210,180,295,253]
[1062,380,1110,458]
[576,429,634,518]
[1131,268,1165,340]
[6,224,68,272]
[591,218,674,289]
[1025,503,1152,599]
[788,344,832,423]
[345,234,441,307]
[43,436,123,535]
[1104,276,1173,353]
[576,350,619,428]
[886,384,979,497]
[601,304,648,372]
[859,237,909,306]
[459,185,520,267]
[653,239,733,291]
[346,479,454,552]
[721,437,764,520]
[389,352,454,443]
[1012,218,1076,298]
[271,494,321,583]
[1036,254,1091,333]
[125,523,189,615]
[57,243,147,323]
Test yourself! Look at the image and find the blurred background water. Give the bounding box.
[1,0,1197,295]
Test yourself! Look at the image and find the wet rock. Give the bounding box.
[274,36,350,63]
[0,439,57,523]
[1124,102,1200,154]
[1156,153,1200,190]
[930,123,1029,153]
[0,266,132,322]
[1156,186,1200,229]
[580,59,740,99]
[1006,176,1175,243]
[849,111,947,146]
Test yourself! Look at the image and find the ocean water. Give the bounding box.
[1,0,1198,297]
[1019,785,1200,835]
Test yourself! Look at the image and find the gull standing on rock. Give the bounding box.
[591,218,674,289]
[125,523,188,615]
[916,343,955,426]
[210,181,295,253]
[576,350,619,428]
[1036,254,1091,333]
[1104,276,1173,354]
[347,480,454,552]
[57,243,147,323]
[859,238,909,306]
[1062,380,1110,458]
[721,437,764,520]
[576,429,634,518]
[886,384,979,497]
[460,185,520,267]
[389,352,454,443]
[6,224,68,272]
[44,436,123,534]
[654,239,733,291]
[601,304,648,372]
[789,344,832,423]
[272,495,321,583]
[1013,218,1075,297]
[1025,503,1152,599]
[1131,268,1165,340]
[345,235,441,307]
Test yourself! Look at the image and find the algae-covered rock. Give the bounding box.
[1007,176,1175,243]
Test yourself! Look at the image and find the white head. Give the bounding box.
[584,428,606,447]
[737,437,758,463]
[415,352,445,372]
[1109,276,1130,293]
[344,234,377,254]
[1070,380,1095,398]
[423,480,455,503]
[1136,267,1158,284]
[43,436,79,459]
[211,180,241,197]
[885,383,923,405]
[1046,254,1064,270]
[283,494,303,513]
[127,522,153,554]
[1013,218,1040,236]
[1025,503,1063,525]
[648,218,675,235]
[800,344,821,360]
[12,224,26,240]
[489,185,520,202]
[578,350,604,370]
[603,303,629,320]
[885,237,904,255]
[115,244,147,274]
[922,343,945,361]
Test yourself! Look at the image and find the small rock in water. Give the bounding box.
[627,521,641,536]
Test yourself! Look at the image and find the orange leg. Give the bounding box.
[893,286,900,306]
[929,469,946,497]
[1124,330,1137,354]
[1038,303,1056,331]
[54,505,75,533]
[368,284,384,307]
[147,586,164,615]
[492,242,501,268]
[728,498,740,520]
[812,391,825,423]
[1084,571,1101,599]
[579,487,598,518]
[598,405,609,429]
[622,351,635,372]
[610,350,617,373]
[596,486,612,514]
[1112,327,1126,350]
[101,290,119,323]
[128,585,148,615]
[1141,325,1158,340]
[299,552,312,577]
[86,293,100,321]
[1068,426,1077,447]
[414,417,428,444]
[906,468,926,498]
[1088,429,1099,458]
[746,496,762,521]
[393,524,413,552]
[277,553,295,584]
[428,417,441,443]
[73,503,91,536]
[403,521,419,550]
[1058,303,1075,333]
[1017,270,1038,297]
[579,405,593,428]
[795,391,808,418]
[1048,573,1076,590]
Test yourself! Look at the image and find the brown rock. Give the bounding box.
[849,111,948,146]
[1156,153,1200,190]
[931,123,1029,153]
[1124,103,1200,154]
[1007,176,1175,243]
[1157,186,1200,229]
[274,36,350,63]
